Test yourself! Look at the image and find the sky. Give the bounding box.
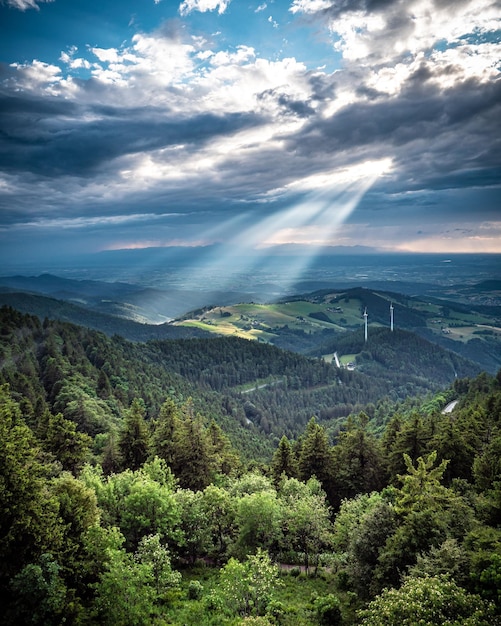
[0,0,500,276]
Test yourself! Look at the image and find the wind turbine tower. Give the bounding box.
[364,307,368,342]
[390,302,394,332]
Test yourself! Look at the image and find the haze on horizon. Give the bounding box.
[0,0,500,287]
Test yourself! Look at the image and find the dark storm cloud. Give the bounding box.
[258,88,316,117]
[288,73,501,192]
[307,73,338,102]
[0,94,263,176]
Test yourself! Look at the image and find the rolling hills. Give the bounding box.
[0,274,499,376]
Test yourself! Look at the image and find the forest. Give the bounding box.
[1,304,501,624]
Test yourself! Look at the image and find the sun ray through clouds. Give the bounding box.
[167,157,393,297]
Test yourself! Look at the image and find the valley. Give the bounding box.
[1,253,500,625]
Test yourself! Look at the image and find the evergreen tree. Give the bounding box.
[385,412,428,481]
[207,419,240,476]
[172,410,214,490]
[150,398,180,466]
[40,411,92,474]
[333,412,385,500]
[0,385,61,589]
[118,398,150,471]
[101,429,121,476]
[271,435,299,485]
[298,417,335,506]
[430,415,476,484]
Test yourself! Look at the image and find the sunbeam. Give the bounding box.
[174,158,392,297]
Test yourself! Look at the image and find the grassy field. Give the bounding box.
[174,289,501,365]
[175,293,363,339]
[163,564,358,625]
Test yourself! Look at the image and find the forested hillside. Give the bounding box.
[0,306,479,454]
[0,290,211,341]
[1,305,501,624]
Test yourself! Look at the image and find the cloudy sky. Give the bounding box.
[0,0,500,273]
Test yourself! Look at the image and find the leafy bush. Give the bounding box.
[312,593,342,625]
[187,579,204,600]
[358,575,496,625]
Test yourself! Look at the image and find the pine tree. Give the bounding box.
[151,398,180,466]
[334,412,384,500]
[101,429,121,476]
[118,398,150,471]
[271,435,298,485]
[172,412,214,491]
[298,417,335,505]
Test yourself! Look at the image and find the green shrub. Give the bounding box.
[313,593,342,625]
[187,580,203,600]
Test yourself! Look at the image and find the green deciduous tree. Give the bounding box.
[174,488,212,562]
[332,490,397,596]
[234,490,283,558]
[8,554,68,626]
[81,462,181,552]
[135,533,181,596]
[279,477,333,574]
[358,575,496,626]
[93,549,157,626]
[201,484,236,559]
[212,549,282,618]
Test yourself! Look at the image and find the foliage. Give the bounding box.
[118,398,150,470]
[280,477,333,573]
[1,303,501,624]
[187,579,204,600]
[81,461,181,551]
[93,548,157,626]
[0,385,61,585]
[212,549,282,618]
[358,575,497,625]
[234,490,283,558]
[8,554,68,625]
[312,593,342,625]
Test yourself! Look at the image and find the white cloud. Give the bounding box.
[255,2,267,12]
[10,212,179,230]
[3,0,498,248]
[327,0,500,66]
[92,47,121,64]
[9,60,62,91]
[3,0,52,10]
[209,45,256,66]
[289,0,331,15]
[179,0,231,16]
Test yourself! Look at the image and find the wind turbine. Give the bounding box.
[390,302,394,331]
[364,307,368,342]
